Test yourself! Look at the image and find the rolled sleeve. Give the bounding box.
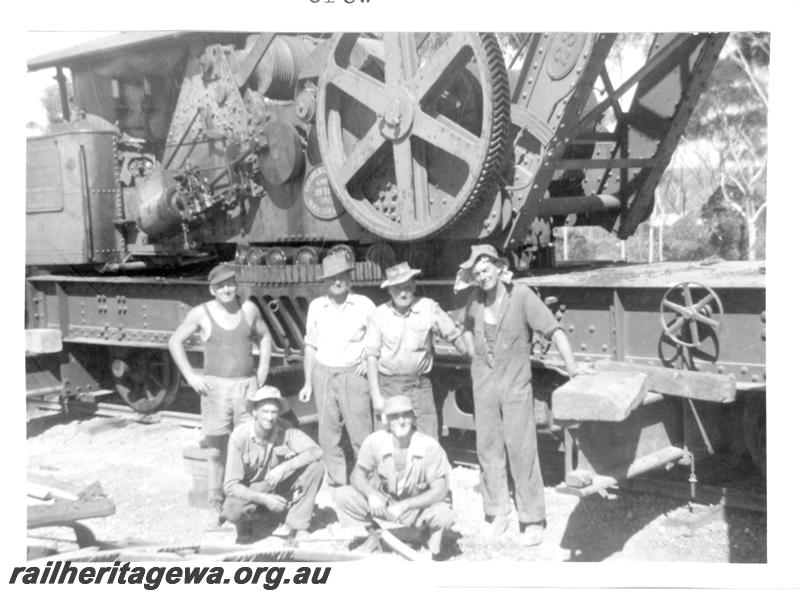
[463,292,477,334]
[364,311,382,358]
[424,444,451,485]
[223,432,247,496]
[285,428,320,455]
[303,301,319,349]
[355,436,379,473]
[432,303,462,342]
[523,287,561,340]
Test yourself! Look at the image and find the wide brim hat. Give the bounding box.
[246,385,290,415]
[317,252,354,281]
[382,395,415,416]
[380,262,422,288]
[458,244,510,271]
[207,264,237,286]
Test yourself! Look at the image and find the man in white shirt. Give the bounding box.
[298,253,376,486]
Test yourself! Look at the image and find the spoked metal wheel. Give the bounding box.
[316,32,510,241]
[111,349,180,414]
[660,282,723,348]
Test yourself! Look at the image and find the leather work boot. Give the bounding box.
[271,523,293,538]
[487,512,514,538]
[521,522,545,547]
[206,499,224,530]
[235,521,254,545]
[353,531,382,554]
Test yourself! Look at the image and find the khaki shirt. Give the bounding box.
[365,298,461,376]
[356,429,450,500]
[304,293,376,368]
[223,420,319,496]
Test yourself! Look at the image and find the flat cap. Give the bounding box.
[207,264,237,286]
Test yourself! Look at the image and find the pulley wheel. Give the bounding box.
[660,282,723,348]
[316,33,510,241]
[112,349,180,414]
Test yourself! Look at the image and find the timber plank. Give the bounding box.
[552,371,649,421]
[594,360,736,403]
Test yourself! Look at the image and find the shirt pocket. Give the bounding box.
[410,323,430,351]
[349,324,366,343]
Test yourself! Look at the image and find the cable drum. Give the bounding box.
[242,35,315,100]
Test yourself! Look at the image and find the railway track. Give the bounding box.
[27,393,203,429]
[27,395,766,514]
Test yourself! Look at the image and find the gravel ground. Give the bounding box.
[25,407,766,562]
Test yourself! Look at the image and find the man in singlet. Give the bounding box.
[169,264,273,522]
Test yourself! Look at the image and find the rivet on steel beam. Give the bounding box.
[580,343,587,351]
[740,366,749,374]
[717,365,725,373]
[568,325,575,332]
[751,374,760,382]
[588,325,595,333]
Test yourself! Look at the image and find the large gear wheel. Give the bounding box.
[316,33,510,241]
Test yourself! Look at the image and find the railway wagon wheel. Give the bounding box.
[111,349,180,414]
[316,32,510,241]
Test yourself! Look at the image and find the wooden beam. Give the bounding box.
[594,360,737,403]
[552,371,649,421]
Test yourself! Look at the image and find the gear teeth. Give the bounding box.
[445,32,511,232]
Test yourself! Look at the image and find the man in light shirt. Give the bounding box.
[298,253,376,486]
[365,262,468,438]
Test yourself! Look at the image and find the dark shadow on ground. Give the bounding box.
[559,450,767,562]
[26,411,94,439]
[559,492,681,561]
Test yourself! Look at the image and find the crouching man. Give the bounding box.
[335,395,455,558]
[222,385,325,543]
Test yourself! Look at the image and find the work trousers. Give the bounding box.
[312,362,373,486]
[221,460,325,531]
[378,373,438,439]
[471,356,546,524]
[334,485,454,531]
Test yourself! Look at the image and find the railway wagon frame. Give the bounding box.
[25,30,766,496]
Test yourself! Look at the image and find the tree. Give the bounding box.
[684,32,768,260]
[41,80,74,125]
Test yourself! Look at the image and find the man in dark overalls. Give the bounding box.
[169,264,273,524]
[460,245,584,546]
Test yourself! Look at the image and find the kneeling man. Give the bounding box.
[335,395,454,557]
[222,385,325,543]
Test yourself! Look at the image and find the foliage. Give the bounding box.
[41,80,74,124]
[682,32,768,260]
[700,188,748,260]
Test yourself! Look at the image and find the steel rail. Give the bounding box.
[27,396,202,429]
